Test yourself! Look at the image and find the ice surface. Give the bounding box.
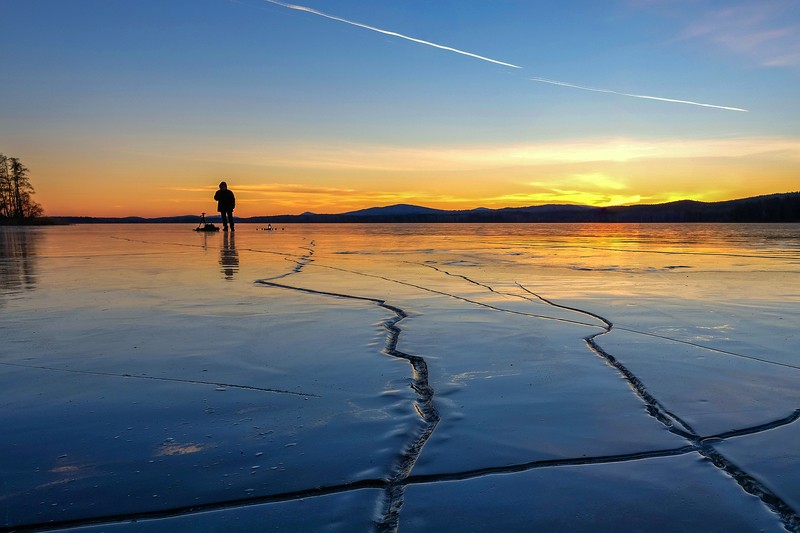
[68,489,382,532]
[714,421,800,512]
[401,455,785,532]
[1,223,799,531]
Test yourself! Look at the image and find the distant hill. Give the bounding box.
[598,193,800,223]
[344,204,449,217]
[52,192,800,224]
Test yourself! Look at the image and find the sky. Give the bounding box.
[1,0,799,217]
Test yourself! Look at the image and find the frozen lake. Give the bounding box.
[1,222,799,532]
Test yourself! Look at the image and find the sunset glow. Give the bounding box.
[1,1,799,217]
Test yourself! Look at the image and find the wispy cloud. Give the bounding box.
[489,190,645,207]
[264,0,745,112]
[235,183,357,195]
[633,0,800,69]
[225,136,800,172]
[225,185,477,213]
[170,183,357,195]
[529,172,630,191]
[498,179,728,207]
[686,6,800,68]
[158,135,799,212]
[522,173,636,206]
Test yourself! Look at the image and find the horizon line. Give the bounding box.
[42,190,799,219]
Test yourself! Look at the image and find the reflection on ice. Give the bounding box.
[1,223,799,531]
[219,232,239,280]
[0,228,39,296]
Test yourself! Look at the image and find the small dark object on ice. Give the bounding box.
[194,212,220,232]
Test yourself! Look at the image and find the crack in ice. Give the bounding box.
[261,240,316,281]
[513,281,800,530]
[306,262,603,329]
[421,262,800,370]
[412,262,800,529]
[253,279,440,532]
[0,361,320,398]
[16,409,800,532]
[13,238,797,532]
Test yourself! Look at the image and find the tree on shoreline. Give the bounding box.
[0,154,43,222]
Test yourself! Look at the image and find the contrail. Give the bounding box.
[531,77,748,112]
[264,0,747,112]
[263,0,521,69]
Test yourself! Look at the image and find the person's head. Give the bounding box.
[219,181,227,190]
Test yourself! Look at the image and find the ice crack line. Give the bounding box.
[513,282,800,531]
[417,262,800,529]
[420,262,800,370]
[254,279,439,533]
[9,258,797,531]
[701,409,800,442]
[415,262,800,528]
[503,241,798,261]
[4,447,692,532]
[10,412,800,531]
[110,236,310,262]
[304,262,602,329]
[261,240,315,281]
[514,282,696,437]
[0,361,319,398]
[420,262,613,328]
[612,326,800,371]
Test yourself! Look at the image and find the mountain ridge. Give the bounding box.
[52,192,800,224]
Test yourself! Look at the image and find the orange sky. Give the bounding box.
[23,136,800,217]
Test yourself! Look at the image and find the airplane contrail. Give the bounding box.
[264,0,747,112]
[530,77,748,112]
[264,0,521,69]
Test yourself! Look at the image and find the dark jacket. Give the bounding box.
[214,189,235,212]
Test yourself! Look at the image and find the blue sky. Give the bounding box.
[1,0,799,215]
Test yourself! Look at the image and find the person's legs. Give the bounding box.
[227,210,235,231]
[220,211,230,230]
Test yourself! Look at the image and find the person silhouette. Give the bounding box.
[214,181,236,231]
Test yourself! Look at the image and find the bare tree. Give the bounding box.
[0,154,10,219]
[0,154,42,222]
